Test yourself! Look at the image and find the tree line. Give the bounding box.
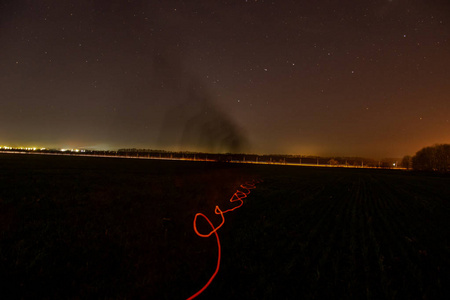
[404,144,450,172]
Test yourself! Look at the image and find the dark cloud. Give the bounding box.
[154,49,248,153]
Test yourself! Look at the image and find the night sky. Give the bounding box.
[1,0,449,158]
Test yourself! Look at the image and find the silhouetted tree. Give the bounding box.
[412,144,450,172]
[401,155,412,169]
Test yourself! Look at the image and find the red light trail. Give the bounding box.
[187,180,262,299]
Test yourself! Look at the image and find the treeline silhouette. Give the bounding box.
[409,144,450,172]
[115,149,401,168]
[0,147,401,168]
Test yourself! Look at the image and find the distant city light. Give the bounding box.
[1,145,41,151]
[60,148,83,152]
[0,145,87,153]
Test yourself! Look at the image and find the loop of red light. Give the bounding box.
[187,180,262,300]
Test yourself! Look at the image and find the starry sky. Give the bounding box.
[1,0,449,158]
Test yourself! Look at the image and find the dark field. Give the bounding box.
[1,154,450,299]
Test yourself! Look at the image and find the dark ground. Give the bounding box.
[0,153,449,299]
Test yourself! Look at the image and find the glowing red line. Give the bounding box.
[187,180,262,299]
[188,211,222,300]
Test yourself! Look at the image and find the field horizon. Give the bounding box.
[0,148,405,171]
[1,153,449,299]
